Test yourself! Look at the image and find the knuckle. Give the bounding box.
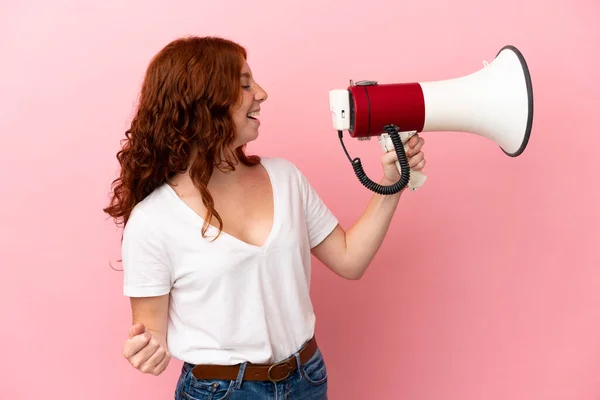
[123,341,134,355]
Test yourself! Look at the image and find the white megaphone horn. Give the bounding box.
[329,45,534,195]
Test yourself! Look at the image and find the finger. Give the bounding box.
[383,144,423,165]
[129,322,145,339]
[406,134,422,149]
[407,134,420,148]
[123,331,151,359]
[140,345,168,374]
[123,331,152,359]
[151,351,171,376]
[129,336,160,369]
[412,158,426,171]
[406,137,424,156]
[408,152,425,168]
[381,150,398,164]
[413,137,425,153]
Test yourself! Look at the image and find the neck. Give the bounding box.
[168,146,252,193]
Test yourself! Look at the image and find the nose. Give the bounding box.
[254,84,268,102]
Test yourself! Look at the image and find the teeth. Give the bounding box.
[247,111,260,118]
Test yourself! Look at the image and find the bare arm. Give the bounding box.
[311,134,425,280]
[130,294,170,347]
[123,294,171,375]
[311,176,402,280]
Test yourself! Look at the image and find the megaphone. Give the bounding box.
[329,45,533,195]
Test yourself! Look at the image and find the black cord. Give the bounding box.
[338,125,410,195]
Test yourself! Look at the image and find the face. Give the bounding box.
[231,60,268,148]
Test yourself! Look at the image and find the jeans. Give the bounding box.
[174,347,328,400]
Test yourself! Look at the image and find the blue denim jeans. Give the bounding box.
[174,347,328,400]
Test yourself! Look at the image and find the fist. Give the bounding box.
[123,322,171,375]
[381,134,426,183]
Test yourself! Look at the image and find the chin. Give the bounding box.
[233,132,259,148]
[244,130,260,142]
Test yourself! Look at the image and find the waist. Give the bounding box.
[168,317,317,364]
[184,336,319,383]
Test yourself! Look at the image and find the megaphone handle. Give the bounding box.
[378,132,427,191]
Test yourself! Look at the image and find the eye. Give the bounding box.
[242,85,251,89]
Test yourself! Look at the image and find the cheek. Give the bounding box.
[233,105,247,122]
[234,92,253,125]
[244,91,254,107]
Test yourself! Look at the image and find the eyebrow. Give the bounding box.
[241,72,251,78]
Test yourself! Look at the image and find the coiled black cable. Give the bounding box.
[338,125,410,195]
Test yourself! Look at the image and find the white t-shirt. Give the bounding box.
[121,157,339,365]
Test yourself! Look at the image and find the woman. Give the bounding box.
[104,36,425,400]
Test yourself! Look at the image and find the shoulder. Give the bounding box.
[122,184,172,241]
[260,156,301,173]
[260,156,304,182]
[260,156,323,202]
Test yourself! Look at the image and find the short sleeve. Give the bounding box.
[297,168,339,248]
[121,208,172,297]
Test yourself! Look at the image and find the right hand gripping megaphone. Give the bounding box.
[329,45,534,194]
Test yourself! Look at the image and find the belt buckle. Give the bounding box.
[267,359,293,383]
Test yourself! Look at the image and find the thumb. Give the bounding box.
[128,322,145,339]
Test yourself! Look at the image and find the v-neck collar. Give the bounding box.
[163,158,280,253]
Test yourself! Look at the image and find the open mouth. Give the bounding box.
[247,111,260,120]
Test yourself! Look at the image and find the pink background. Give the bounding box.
[2,0,599,399]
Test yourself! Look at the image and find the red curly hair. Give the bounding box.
[104,36,259,238]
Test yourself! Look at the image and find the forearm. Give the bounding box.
[312,134,425,280]
[130,295,169,348]
[343,177,403,278]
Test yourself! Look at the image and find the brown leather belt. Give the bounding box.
[191,336,318,383]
